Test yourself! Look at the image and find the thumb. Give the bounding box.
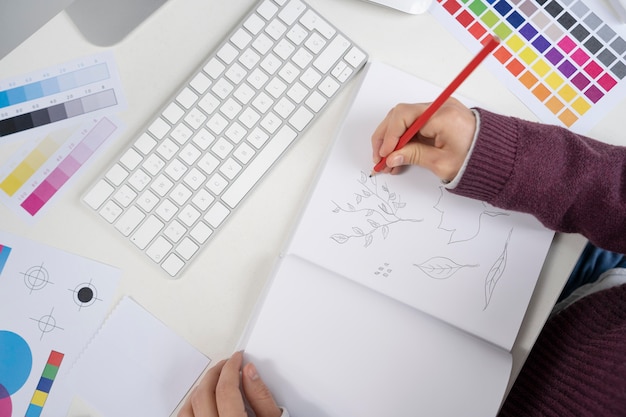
[242,362,282,417]
[386,141,433,170]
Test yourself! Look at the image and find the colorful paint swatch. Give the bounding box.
[0,52,125,140]
[0,137,62,196]
[0,89,118,137]
[0,63,109,109]
[24,351,64,417]
[431,0,626,133]
[20,118,118,216]
[0,245,11,275]
[0,116,122,220]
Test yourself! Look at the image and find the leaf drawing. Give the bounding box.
[484,229,513,310]
[414,257,478,280]
[329,171,422,247]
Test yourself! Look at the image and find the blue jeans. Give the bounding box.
[559,242,626,302]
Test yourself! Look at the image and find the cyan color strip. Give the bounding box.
[0,245,12,274]
[0,62,110,109]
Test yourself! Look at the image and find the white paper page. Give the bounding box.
[67,297,210,417]
[0,231,120,417]
[241,254,512,417]
[286,62,554,350]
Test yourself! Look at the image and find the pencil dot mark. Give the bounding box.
[374,262,393,277]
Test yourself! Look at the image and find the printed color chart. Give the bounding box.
[0,116,122,220]
[431,0,626,132]
[0,52,125,140]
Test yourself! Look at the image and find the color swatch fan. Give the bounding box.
[431,0,626,133]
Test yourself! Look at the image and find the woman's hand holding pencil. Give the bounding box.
[370,34,500,178]
[370,98,477,182]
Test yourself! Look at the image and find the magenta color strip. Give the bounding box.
[558,36,576,54]
[584,61,604,78]
[598,73,617,91]
[18,117,117,217]
[21,193,45,215]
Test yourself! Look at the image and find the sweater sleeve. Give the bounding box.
[450,108,626,254]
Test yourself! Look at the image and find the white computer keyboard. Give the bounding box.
[83,0,368,278]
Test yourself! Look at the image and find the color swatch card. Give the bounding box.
[0,231,121,417]
[430,0,626,133]
[0,52,126,141]
[0,116,124,221]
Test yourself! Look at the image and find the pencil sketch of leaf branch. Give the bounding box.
[330,171,422,247]
[414,257,478,280]
[484,228,513,310]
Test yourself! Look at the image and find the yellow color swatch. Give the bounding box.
[0,136,60,196]
[572,97,592,115]
[506,34,525,52]
[31,390,48,407]
[545,72,565,90]
[519,47,538,65]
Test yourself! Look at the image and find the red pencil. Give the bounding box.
[371,35,501,175]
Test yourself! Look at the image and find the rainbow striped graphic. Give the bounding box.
[24,351,64,417]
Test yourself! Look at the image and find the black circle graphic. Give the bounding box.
[77,287,94,303]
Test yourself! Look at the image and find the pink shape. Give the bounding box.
[33,180,57,201]
[21,193,45,216]
[571,48,590,66]
[598,73,617,92]
[0,383,12,417]
[0,399,11,417]
[69,142,93,164]
[584,61,604,79]
[584,85,604,103]
[46,168,69,189]
[58,156,81,177]
[558,36,576,54]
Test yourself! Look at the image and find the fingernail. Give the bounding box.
[389,154,404,167]
[246,363,260,381]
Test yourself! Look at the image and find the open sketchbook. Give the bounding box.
[240,61,554,416]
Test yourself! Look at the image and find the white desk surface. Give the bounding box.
[2,0,623,415]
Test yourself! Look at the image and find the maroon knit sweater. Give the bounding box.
[451,109,626,416]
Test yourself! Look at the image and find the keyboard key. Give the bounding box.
[84,179,115,209]
[204,202,230,228]
[131,215,164,249]
[313,35,350,73]
[222,124,296,208]
[176,237,199,260]
[115,206,145,236]
[147,236,173,262]
[162,253,185,276]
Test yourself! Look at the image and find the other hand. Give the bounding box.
[178,351,281,417]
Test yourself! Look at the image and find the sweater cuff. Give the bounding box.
[450,108,519,203]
